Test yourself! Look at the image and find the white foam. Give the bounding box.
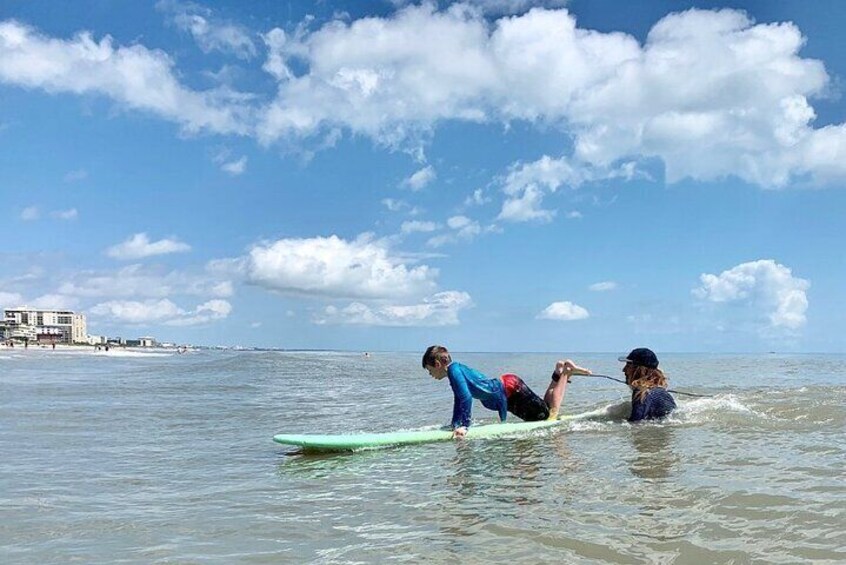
[677,394,754,416]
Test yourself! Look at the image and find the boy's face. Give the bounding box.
[425,361,448,380]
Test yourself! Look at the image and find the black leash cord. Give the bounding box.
[578,373,713,398]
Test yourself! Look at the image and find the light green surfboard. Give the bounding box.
[273,415,576,453]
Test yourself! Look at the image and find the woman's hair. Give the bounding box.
[626,365,668,401]
[422,345,451,368]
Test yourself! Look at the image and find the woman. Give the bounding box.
[619,348,676,421]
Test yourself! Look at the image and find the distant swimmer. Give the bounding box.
[422,345,591,439]
[618,348,676,421]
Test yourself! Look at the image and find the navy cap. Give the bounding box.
[618,347,659,369]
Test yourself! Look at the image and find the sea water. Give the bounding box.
[1,348,843,563]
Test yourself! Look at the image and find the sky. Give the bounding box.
[1,0,844,352]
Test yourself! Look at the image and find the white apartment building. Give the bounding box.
[3,307,87,344]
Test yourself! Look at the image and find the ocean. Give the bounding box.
[1,348,843,563]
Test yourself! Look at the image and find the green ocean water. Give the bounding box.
[1,348,843,563]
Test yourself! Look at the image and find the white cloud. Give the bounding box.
[497,184,554,223]
[464,188,491,206]
[58,263,231,299]
[0,291,24,307]
[402,165,437,191]
[537,300,589,321]
[29,293,79,310]
[106,233,191,260]
[498,155,636,222]
[427,215,483,247]
[401,220,439,233]
[565,210,583,219]
[4,8,845,188]
[20,206,39,221]
[50,208,78,220]
[238,234,438,299]
[221,155,247,175]
[90,297,231,325]
[156,0,257,59]
[589,281,617,292]
[390,1,570,16]
[166,299,232,326]
[0,20,249,135]
[315,290,472,326]
[693,259,810,329]
[91,298,183,323]
[256,6,845,187]
[382,198,409,212]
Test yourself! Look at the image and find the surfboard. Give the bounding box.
[273,415,576,453]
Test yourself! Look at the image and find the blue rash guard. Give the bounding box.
[629,388,676,422]
[447,362,508,429]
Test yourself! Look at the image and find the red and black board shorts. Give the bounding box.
[500,374,550,422]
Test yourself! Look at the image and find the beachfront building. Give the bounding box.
[2,307,87,344]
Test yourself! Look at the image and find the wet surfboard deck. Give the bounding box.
[273,415,576,453]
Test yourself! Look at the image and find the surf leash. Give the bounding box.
[576,373,713,398]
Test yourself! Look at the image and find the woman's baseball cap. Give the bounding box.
[618,347,659,369]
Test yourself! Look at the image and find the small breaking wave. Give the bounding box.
[564,394,762,432]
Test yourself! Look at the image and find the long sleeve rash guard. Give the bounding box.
[447,362,508,429]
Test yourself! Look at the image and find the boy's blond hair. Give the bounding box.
[422,345,451,368]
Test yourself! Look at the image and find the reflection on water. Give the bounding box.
[628,425,679,480]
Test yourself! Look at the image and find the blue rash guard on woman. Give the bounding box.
[629,388,676,422]
[447,362,508,429]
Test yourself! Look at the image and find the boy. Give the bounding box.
[422,345,591,438]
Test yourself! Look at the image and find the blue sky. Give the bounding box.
[1,0,844,352]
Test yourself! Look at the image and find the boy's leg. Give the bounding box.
[505,377,550,422]
[544,359,591,420]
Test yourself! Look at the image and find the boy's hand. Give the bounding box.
[452,427,467,439]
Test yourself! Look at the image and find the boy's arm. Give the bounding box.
[448,367,473,430]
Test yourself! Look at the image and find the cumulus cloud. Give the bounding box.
[537,300,589,320]
[20,206,39,220]
[166,299,232,326]
[156,0,257,59]
[256,5,845,187]
[0,19,249,135]
[235,234,438,299]
[464,188,491,206]
[58,263,232,299]
[693,259,810,329]
[315,290,472,326]
[390,0,570,16]
[498,155,636,222]
[402,165,437,191]
[4,7,845,188]
[426,215,484,247]
[91,298,182,323]
[90,297,231,325]
[589,281,617,292]
[106,233,191,260]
